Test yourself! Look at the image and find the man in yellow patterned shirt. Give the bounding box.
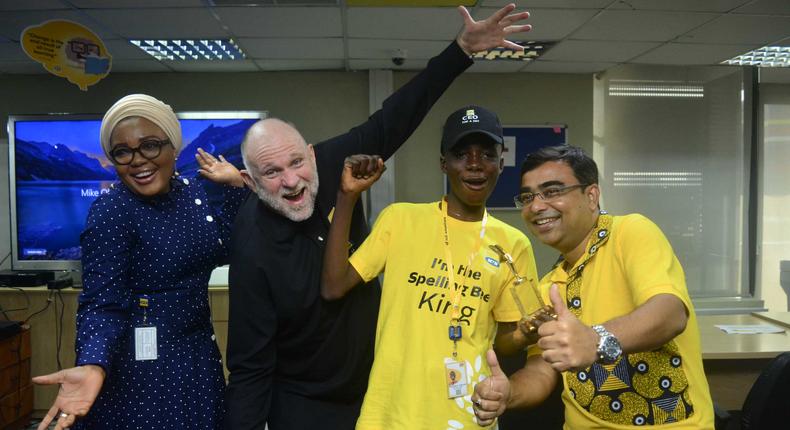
[472,145,714,429]
[322,106,541,429]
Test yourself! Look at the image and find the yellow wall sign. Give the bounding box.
[21,20,112,91]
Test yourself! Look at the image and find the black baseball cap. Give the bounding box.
[441,105,503,154]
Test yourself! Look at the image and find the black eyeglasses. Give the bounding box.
[513,184,588,208]
[109,139,172,165]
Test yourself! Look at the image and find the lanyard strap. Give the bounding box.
[440,197,487,356]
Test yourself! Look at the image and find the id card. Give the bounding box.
[445,360,469,398]
[134,326,158,361]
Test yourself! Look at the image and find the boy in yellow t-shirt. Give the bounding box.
[321,106,541,429]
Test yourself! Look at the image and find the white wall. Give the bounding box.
[0,68,594,277]
[758,79,790,311]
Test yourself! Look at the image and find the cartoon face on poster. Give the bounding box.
[21,20,112,91]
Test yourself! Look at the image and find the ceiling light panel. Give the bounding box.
[608,79,705,98]
[472,41,553,62]
[613,171,702,187]
[723,46,790,67]
[130,39,247,61]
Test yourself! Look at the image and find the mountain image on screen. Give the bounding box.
[12,117,256,264]
[177,119,256,175]
[15,138,114,180]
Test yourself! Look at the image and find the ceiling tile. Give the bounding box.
[524,60,615,73]
[0,1,786,73]
[253,58,343,70]
[166,59,259,72]
[349,58,428,70]
[0,0,67,10]
[609,0,750,12]
[347,8,459,40]
[540,40,660,62]
[83,8,226,39]
[211,0,275,4]
[109,59,173,72]
[476,7,599,41]
[482,0,611,8]
[103,39,154,60]
[681,15,790,44]
[0,10,117,41]
[0,41,28,61]
[0,60,49,73]
[467,60,529,73]
[70,0,205,7]
[238,38,343,59]
[348,39,449,59]
[571,10,718,42]
[631,42,764,65]
[214,7,341,38]
[272,0,335,4]
[733,0,790,15]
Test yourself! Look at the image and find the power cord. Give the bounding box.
[54,289,65,370]
[23,289,55,325]
[0,286,31,320]
[0,251,10,267]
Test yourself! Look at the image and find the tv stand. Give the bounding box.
[0,324,32,430]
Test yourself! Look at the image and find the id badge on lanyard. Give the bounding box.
[134,295,158,361]
[440,198,486,398]
[445,360,469,398]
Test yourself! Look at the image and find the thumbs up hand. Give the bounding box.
[471,349,509,426]
[537,284,599,372]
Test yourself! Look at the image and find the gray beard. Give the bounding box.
[254,174,319,222]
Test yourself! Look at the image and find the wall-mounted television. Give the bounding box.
[7,111,265,275]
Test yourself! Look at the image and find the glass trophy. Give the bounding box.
[489,244,557,332]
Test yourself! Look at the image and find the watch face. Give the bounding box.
[600,336,622,363]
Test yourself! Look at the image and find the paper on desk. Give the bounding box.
[715,324,786,334]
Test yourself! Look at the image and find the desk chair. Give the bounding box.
[715,351,790,429]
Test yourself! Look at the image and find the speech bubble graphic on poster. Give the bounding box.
[21,20,112,91]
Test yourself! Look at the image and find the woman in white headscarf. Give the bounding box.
[33,94,247,430]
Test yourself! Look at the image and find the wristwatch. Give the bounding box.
[592,324,622,364]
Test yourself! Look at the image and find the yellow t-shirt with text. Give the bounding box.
[350,201,539,430]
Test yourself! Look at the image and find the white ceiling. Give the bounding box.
[0,0,789,74]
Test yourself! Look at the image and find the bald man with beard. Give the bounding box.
[224,4,534,429]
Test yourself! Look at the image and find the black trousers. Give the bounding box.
[268,389,363,430]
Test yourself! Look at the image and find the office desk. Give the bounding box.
[753,311,790,328]
[0,286,230,416]
[698,313,790,410]
[3,287,786,416]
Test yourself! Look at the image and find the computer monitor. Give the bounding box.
[7,111,265,274]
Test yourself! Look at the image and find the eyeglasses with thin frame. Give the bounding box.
[109,139,172,165]
[513,184,588,208]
